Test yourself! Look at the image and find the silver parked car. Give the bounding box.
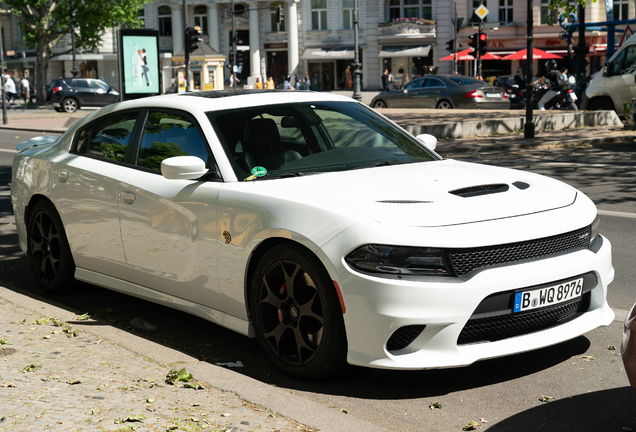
[371,75,510,110]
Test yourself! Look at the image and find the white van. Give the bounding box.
[582,32,636,115]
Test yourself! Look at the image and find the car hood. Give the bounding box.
[252,159,577,227]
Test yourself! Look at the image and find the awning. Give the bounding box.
[301,47,355,60]
[379,45,431,58]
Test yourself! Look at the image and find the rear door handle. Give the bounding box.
[122,191,135,205]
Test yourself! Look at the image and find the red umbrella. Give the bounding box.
[501,48,561,60]
[481,52,502,60]
[439,49,475,61]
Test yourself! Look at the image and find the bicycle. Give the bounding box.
[6,93,26,112]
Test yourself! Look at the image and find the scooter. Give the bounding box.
[532,84,578,111]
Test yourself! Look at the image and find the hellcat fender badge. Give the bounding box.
[222,231,232,244]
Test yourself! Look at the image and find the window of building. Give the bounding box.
[312,0,328,30]
[541,0,574,25]
[614,0,629,20]
[158,6,172,37]
[343,0,354,29]
[138,8,145,28]
[194,5,208,35]
[388,0,432,21]
[499,0,513,23]
[271,2,285,32]
[470,0,481,24]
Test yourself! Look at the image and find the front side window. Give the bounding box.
[194,5,208,35]
[138,111,210,171]
[208,102,438,180]
[74,112,139,163]
[271,2,286,32]
[312,0,328,30]
[158,6,172,36]
[611,45,636,76]
[499,0,513,23]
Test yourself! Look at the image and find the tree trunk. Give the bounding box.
[35,41,50,105]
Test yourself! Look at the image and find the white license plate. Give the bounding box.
[570,93,578,101]
[513,278,583,313]
[486,93,501,98]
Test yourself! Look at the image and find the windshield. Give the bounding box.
[207,101,438,180]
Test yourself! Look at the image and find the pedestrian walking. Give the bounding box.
[381,69,393,92]
[266,76,275,89]
[20,76,30,102]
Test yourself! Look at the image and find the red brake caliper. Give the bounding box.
[278,282,287,322]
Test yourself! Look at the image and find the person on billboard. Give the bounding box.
[137,48,151,87]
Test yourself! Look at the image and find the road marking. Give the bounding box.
[598,209,636,219]
[614,308,629,323]
[0,148,17,154]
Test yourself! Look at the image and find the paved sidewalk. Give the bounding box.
[0,284,389,432]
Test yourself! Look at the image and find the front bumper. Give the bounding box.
[328,234,614,370]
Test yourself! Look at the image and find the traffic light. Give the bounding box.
[478,32,488,56]
[237,51,244,65]
[275,6,282,24]
[446,39,454,52]
[468,33,478,57]
[186,26,203,54]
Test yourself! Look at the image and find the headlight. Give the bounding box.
[591,214,600,242]
[345,244,453,276]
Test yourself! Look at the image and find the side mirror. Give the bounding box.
[415,133,437,151]
[603,63,611,77]
[161,156,208,180]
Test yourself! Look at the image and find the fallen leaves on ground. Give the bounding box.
[538,395,554,402]
[463,420,481,430]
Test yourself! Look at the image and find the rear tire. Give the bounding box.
[436,100,453,109]
[27,200,76,293]
[250,243,348,380]
[62,98,78,113]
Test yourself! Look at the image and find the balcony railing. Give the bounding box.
[378,18,436,36]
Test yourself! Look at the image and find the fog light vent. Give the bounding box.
[387,325,426,352]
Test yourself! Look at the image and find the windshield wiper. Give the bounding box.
[251,171,321,180]
[354,160,411,170]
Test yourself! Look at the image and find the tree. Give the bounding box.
[543,0,596,26]
[3,0,149,103]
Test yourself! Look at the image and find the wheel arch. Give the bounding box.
[436,98,454,109]
[243,236,342,321]
[589,96,615,111]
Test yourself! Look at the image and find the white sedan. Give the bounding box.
[10,91,614,379]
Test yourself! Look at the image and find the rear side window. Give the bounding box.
[72,79,90,88]
[74,112,139,162]
[137,111,211,171]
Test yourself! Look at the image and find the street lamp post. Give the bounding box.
[523,0,534,139]
[351,0,361,101]
[0,17,7,124]
[70,0,78,77]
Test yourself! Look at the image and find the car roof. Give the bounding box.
[95,90,357,116]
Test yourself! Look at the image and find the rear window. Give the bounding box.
[449,77,483,86]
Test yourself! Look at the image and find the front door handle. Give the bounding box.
[122,191,135,205]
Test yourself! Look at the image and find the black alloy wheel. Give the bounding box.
[250,243,347,380]
[27,200,76,293]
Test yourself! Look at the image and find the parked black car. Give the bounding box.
[493,75,525,109]
[47,78,120,113]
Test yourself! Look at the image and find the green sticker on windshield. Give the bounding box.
[251,166,267,177]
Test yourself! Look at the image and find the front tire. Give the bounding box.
[373,100,387,108]
[27,200,76,293]
[590,98,613,111]
[567,102,579,111]
[250,243,347,380]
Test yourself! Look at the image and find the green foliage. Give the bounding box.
[138,142,189,171]
[543,0,597,26]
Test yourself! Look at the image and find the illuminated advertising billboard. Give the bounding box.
[118,29,160,100]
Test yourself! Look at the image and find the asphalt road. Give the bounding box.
[1,130,635,431]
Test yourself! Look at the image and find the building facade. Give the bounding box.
[1,0,633,94]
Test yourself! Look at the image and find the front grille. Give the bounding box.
[458,297,586,345]
[449,225,592,276]
[386,325,426,352]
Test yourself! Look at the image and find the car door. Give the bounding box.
[605,45,636,112]
[71,79,93,106]
[89,80,117,106]
[53,110,143,280]
[417,77,446,108]
[393,78,424,108]
[118,109,225,308]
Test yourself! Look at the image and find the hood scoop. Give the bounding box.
[450,183,509,198]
